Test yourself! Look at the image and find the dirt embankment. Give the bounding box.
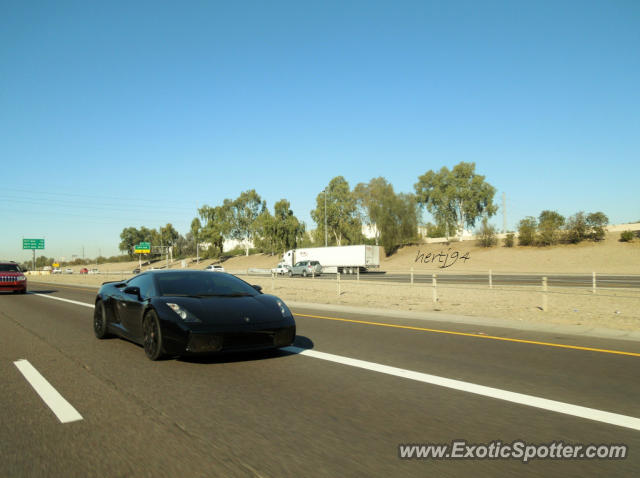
[383,232,640,274]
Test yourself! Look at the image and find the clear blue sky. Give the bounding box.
[2,0,639,260]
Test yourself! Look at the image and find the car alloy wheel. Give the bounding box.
[94,301,110,339]
[143,310,164,360]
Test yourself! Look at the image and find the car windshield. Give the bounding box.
[155,271,258,297]
[0,264,20,272]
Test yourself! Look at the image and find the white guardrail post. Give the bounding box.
[592,271,596,294]
[542,276,548,312]
[410,267,414,286]
[337,271,341,297]
[432,273,437,305]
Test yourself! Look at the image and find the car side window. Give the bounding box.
[127,274,156,299]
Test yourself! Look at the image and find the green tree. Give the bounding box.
[537,210,565,246]
[199,201,233,257]
[586,212,608,241]
[253,209,276,254]
[190,217,201,246]
[414,162,497,239]
[355,178,418,254]
[311,176,362,246]
[504,232,515,247]
[565,212,588,244]
[119,227,145,258]
[231,190,265,256]
[272,199,305,252]
[477,216,497,247]
[517,217,537,246]
[354,177,386,245]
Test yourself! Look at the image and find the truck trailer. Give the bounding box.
[281,245,382,274]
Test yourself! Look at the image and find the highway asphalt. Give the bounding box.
[1,281,639,477]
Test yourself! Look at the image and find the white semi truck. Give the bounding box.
[281,245,382,274]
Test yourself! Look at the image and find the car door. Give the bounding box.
[118,274,153,340]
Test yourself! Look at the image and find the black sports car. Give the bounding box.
[93,270,296,360]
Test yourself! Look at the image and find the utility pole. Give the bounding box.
[324,188,328,247]
[502,192,507,233]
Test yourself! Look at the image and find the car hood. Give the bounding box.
[156,294,288,325]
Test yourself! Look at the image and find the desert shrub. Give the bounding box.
[477,217,497,247]
[504,232,515,247]
[620,230,635,242]
[424,222,448,238]
[586,211,608,241]
[565,212,588,243]
[537,210,565,246]
[517,217,537,246]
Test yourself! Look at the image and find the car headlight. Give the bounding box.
[276,300,292,318]
[17,276,26,282]
[166,303,201,323]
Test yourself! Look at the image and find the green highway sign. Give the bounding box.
[134,242,151,254]
[23,238,45,250]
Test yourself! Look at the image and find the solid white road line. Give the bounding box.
[282,346,640,432]
[29,292,640,431]
[31,292,95,309]
[14,359,83,424]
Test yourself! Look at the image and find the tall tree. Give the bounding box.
[311,176,362,246]
[119,227,144,258]
[231,190,265,256]
[414,162,497,239]
[190,217,202,257]
[198,202,233,257]
[272,199,305,252]
[355,178,418,254]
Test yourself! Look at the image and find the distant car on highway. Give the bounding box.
[289,261,322,277]
[205,265,225,272]
[272,263,290,275]
[64,268,73,274]
[132,268,141,274]
[0,261,27,294]
[93,270,296,360]
[89,268,100,274]
[80,268,89,274]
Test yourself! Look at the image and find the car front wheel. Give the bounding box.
[143,310,165,361]
[288,271,293,277]
[94,300,111,339]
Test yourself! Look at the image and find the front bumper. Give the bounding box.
[185,325,296,354]
[0,277,27,292]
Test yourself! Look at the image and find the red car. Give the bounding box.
[80,268,89,274]
[0,261,27,294]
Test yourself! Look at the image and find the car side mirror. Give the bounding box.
[124,286,141,298]
[252,285,263,293]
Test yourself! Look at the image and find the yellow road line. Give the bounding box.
[293,312,640,358]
